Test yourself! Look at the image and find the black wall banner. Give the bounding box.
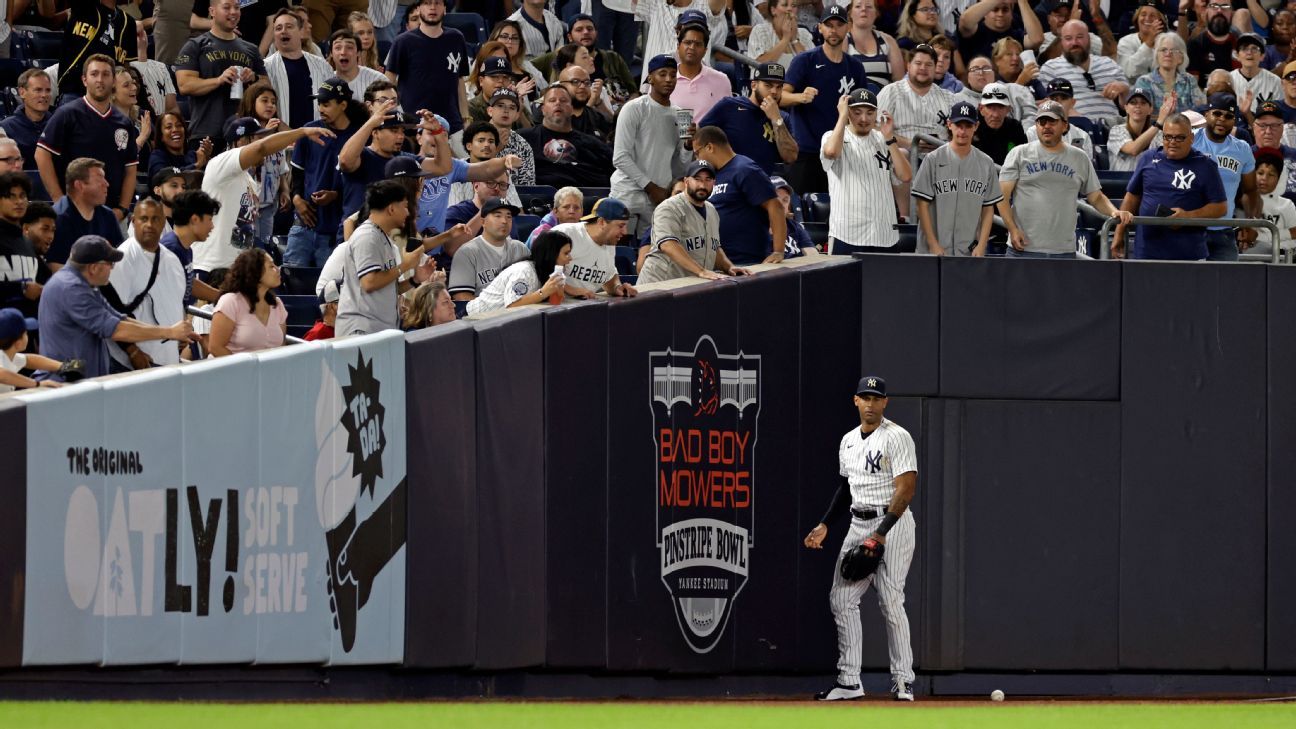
[404,322,478,668]
[1267,266,1296,670]
[0,399,25,668]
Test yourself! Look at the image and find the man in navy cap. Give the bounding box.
[38,236,198,379]
[551,197,638,298]
[468,57,534,127]
[286,77,363,267]
[1192,92,1260,260]
[822,88,912,253]
[1250,100,1296,204]
[699,62,798,173]
[612,55,691,238]
[912,102,1003,256]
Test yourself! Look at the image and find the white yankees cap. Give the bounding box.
[980,82,1012,107]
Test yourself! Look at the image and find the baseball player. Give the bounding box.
[911,102,1003,256]
[638,160,750,284]
[805,375,918,702]
[821,88,912,254]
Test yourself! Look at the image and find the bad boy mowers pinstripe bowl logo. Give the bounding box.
[650,335,760,654]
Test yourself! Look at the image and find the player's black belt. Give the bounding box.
[850,507,887,520]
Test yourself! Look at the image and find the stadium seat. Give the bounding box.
[516,185,558,216]
[614,246,637,276]
[25,30,61,61]
[444,12,488,44]
[802,192,830,224]
[280,295,321,330]
[803,221,829,251]
[894,224,918,253]
[1098,170,1132,200]
[582,187,612,214]
[280,267,322,297]
[513,214,542,242]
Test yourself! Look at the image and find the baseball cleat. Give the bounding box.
[814,682,865,701]
[892,680,914,701]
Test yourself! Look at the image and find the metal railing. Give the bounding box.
[1089,211,1283,264]
[909,133,943,175]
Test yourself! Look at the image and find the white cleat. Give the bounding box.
[814,683,865,701]
[892,680,914,701]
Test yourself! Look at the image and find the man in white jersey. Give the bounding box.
[822,88,912,253]
[805,375,918,702]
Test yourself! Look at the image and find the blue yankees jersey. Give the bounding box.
[785,47,869,153]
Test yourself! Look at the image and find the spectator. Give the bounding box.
[235,84,293,248]
[1025,79,1096,159]
[699,62,798,173]
[822,89,913,253]
[35,54,138,221]
[1278,62,1296,122]
[748,0,813,69]
[1251,100,1296,201]
[550,197,638,299]
[1266,11,1296,71]
[592,0,638,73]
[972,83,1029,163]
[929,34,965,93]
[328,30,388,102]
[912,102,1003,256]
[525,185,584,246]
[1118,1,1168,80]
[445,173,512,242]
[692,125,787,264]
[298,0,363,45]
[155,0,195,65]
[162,189,224,306]
[21,202,56,294]
[521,85,615,188]
[175,0,269,147]
[845,0,906,91]
[48,158,123,271]
[385,0,471,134]
[464,228,571,315]
[285,78,364,266]
[480,89,538,186]
[991,36,1039,89]
[639,160,748,284]
[1192,92,1260,260]
[1133,32,1207,113]
[0,308,67,391]
[194,119,336,279]
[0,173,39,322]
[346,12,383,71]
[208,248,287,356]
[401,279,458,328]
[958,0,1043,62]
[896,0,953,56]
[548,42,596,83]
[413,111,521,245]
[338,104,422,222]
[531,13,636,111]
[150,112,214,177]
[112,66,152,165]
[131,21,180,119]
[1231,33,1280,118]
[0,140,21,178]
[306,278,342,340]
[447,197,531,301]
[128,167,187,238]
[57,0,138,100]
[190,0,285,53]
[103,198,187,371]
[1187,0,1238,86]
[959,56,1036,123]
[448,122,524,208]
[1252,150,1296,256]
[771,175,818,258]
[1108,88,1172,172]
[509,0,565,60]
[998,101,1128,258]
[637,3,727,83]
[611,55,690,238]
[1112,112,1227,259]
[1040,20,1128,123]
[265,8,336,129]
[879,44,960,148]
[488,20,548,96]
[38,235,195,379]
[1037,0,1110,63]
[783,6,869,195]
[558,64,614,140]
[672,19,731,124]
[1,69,52,172]
[469,56,537,128]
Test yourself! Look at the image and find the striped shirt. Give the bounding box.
[846,29,894,93]
[1230,68,1282,112]
[1039,56,1126,123]
[878,78,958,144]
[509,8,565,59]
[820,127,899,248]
[838,418,917,509]
[636,0,727,81]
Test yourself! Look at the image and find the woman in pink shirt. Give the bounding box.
[209,249,288,357]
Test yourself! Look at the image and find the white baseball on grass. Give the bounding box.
[991,689,1005,702]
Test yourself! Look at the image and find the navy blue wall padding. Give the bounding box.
[605,292,675,671]
[917,398,962,671]
[1267,266,1296,670]
[961,400,1121,670]
[0,399,25,667]
[542,302,610,668]
[473,313,547,669]
[404,323,479,667]
[939,258,1121,401]
[857,254,940,397]
[1119,264,1266,670]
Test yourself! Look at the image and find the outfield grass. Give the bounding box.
[3,701,1296,729]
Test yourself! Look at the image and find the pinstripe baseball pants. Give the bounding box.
[829,510,916,686]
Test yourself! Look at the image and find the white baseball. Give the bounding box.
[991,689,1005,702]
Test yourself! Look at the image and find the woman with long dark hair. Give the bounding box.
[466,230,571,315]
[209,249,287,356]
[149,111,213,177]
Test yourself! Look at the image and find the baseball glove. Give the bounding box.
[840,537,884,581]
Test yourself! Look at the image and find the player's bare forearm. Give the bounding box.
[886,471,916,515]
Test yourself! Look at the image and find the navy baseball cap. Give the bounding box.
[581,197,630,222]
[1207,92,1238,114]
[377,111,420,130]
[313,76,351,103]
[770,175,793,193]
[1046,79,1074,99]
[0,307,38,341]
[1237,32,1266,51]
[488,88,520,107]
[569,12,595,26]
[754,62,785,83]
[481,196,521,217]
[821,5,849,23]
[385,156,435,179]
[151,166,185,188]
[856,376,887,397]
[223,116,273,144]
[847,88,877,108]
[480,56,514,77]
[949,101,979,123]
[1126,87,1153,105]
[647,54,678,74]
[69,235,124,264]
[684,159,715,178]
[677,9,708,29]
[1256,100,1284,120]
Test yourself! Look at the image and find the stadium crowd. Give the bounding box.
[2,0,1295,389]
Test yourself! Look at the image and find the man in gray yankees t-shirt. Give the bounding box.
[336,181,425,337]
[448,197,530,301]
[997,101,1128,258]
[638,160,750,284]
[911,102,1003,257]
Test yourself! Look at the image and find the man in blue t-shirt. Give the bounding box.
[338,106,422,224]
[48,159,125,270]
[286,78,361,266]
[698,63,798,174]
[1192,93,1260,261]
[692,126,787,266]
[1114,114,1228,260]
[384,0,470,134]
[782,6,868,194]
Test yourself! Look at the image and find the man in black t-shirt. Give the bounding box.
[973,84,1027,164]
[1187,2,1238,88]
[59,0,138,98]
[519,85,613,189]
[191,0,288,54]
[175,0,269,145]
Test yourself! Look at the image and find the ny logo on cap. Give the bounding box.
[959,104,972,116]
[867,378,877,388]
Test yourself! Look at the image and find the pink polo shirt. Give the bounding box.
[671,64,732,122]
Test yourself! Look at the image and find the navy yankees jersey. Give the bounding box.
[697,96,791,174]
[37,98,139,207]
[385,28,470,134]
[785,47,869,152]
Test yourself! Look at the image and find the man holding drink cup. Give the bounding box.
[175,0,267,151]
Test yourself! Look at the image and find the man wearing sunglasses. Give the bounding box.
[1191,92,1261,260]
[1040,20,1127,124]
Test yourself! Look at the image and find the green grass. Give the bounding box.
[2,701,1295,729]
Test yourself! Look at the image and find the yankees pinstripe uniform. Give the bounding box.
[821,126,899,250]
[911,142,1003,255]
[877,79,957,145]
[812,375,918,701]
[638,192,722,284]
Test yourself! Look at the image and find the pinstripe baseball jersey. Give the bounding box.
[638,193,722,284]
[838,418,917,508]
[820,127,899,248]
[877,79,958,143]
[911,143,1003,255]
[1039,56,1125,122]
